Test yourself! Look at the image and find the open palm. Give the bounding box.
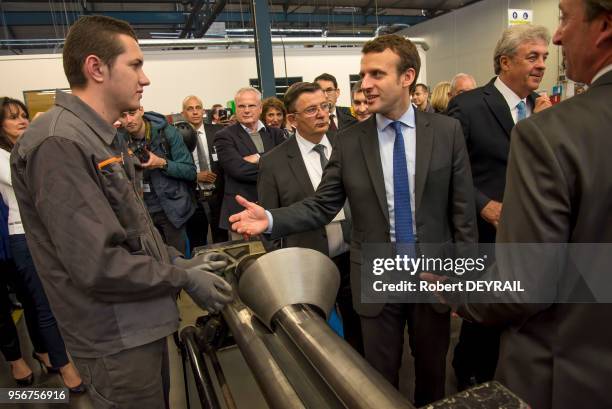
[228,195,269,236]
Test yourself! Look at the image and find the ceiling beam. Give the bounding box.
[2,11,427,26]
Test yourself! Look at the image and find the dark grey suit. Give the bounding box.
[335,106,358,130]
[446,78,539,387]
[257,133,363,354]
[268,110,477,405]
[461,71,612,409]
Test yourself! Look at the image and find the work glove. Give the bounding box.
[176,252,233,313]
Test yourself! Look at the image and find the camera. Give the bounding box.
[129,138,150,163]
[217,109,229,121]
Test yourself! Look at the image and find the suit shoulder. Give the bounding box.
[213,123,240,140]
[261,137,291,161]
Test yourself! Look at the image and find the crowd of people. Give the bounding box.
[1,0,611,408]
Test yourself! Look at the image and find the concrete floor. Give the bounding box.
[1,296,463,409]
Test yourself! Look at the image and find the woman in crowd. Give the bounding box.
[0,97,84,392]
[431,81,451,113]
[261,97,292,138]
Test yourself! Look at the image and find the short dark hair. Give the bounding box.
[0,97,29,152]
[415,83,429,94]
[362,34,421,93]
[260,97,287,126]
[63,15,137,89]
[283,82,323,113]
[584,0,612,21]
[314,73,338,89]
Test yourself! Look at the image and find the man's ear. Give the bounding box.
[594,11,612,48]
[82,54,106,84]
[402,67,416,89]
[286,113,297,129]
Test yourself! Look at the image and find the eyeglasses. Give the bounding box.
[292,102,332,117]
[322,88,338,95]
[185,106,203,112]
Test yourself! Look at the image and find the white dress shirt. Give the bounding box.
[295,131,349,257]
[0,148,24,235]
[376,105,417,242]
[494,76,532,123]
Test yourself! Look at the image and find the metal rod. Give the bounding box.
[221,301,306,409]
[274,304,416,409]
[180,326,222,409]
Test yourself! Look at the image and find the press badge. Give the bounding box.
[212,152,218,162]
[143,183,151,193]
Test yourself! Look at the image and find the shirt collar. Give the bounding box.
[54,90,117,146]
[494,76,526,111]
[295,130,330,152]
[195,123,205,134]
[240,120,266,134]
[591,63,612,85]
[376,103,416,133]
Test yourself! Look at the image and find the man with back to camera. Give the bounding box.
[118,105,196,255]
[10,16,232,409]
[350,79,372,122]
[411,83,434,113]
[181,95,228,246]
[257,81,364,355]
[229,35,477,406]
[213,87,285,241]
[314,73,358,131]
[424,1,612,407]
[448,73,477,100]
[446,24,552,390]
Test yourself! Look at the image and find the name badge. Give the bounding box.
[143,183,151,193]
[212,153,218,162]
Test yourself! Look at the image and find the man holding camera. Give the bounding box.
[181,95,228,247]
[119,106,196,254]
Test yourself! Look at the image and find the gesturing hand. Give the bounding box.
[228,195,269,237]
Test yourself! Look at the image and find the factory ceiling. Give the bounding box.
[0,0,481,53]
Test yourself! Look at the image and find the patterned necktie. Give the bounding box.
[391,121,415,248]
[313,144,351,243]
[516,100,527,122]
[329,114,338,131]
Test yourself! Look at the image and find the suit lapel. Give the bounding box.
[286,137,315,197]
[360,116,390,223]
[414,111,433,213]
[260,127,274,152]
[483,80,514,138]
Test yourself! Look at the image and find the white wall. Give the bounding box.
[0,45,427,115]
[399,0,561,93]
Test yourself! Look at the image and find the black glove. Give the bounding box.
[178,252,233,312]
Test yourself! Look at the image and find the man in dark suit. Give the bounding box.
[448,1,612,407]
[258,82,363,354]
[214,87,285,240]
[314,73,358,131]
[446,24,552,389]
[182,95,228,247]
[230,35,477,406]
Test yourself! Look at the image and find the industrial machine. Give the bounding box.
[180,240,528,409]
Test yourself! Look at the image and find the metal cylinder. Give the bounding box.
[274,304,415,409]
[221,299,306,409]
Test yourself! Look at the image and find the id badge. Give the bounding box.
[143,183,152,193]
[212,153,218,162]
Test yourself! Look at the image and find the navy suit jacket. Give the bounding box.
[214,122,285,229]
[447,78,538,242]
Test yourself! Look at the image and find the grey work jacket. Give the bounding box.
[10,91,188,358]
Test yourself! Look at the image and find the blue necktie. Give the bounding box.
[391,121,415,249]
[516,100,527,121]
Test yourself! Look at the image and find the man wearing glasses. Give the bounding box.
[314,73,358,131]
[213,87,285,240]
[257,82,363,354]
